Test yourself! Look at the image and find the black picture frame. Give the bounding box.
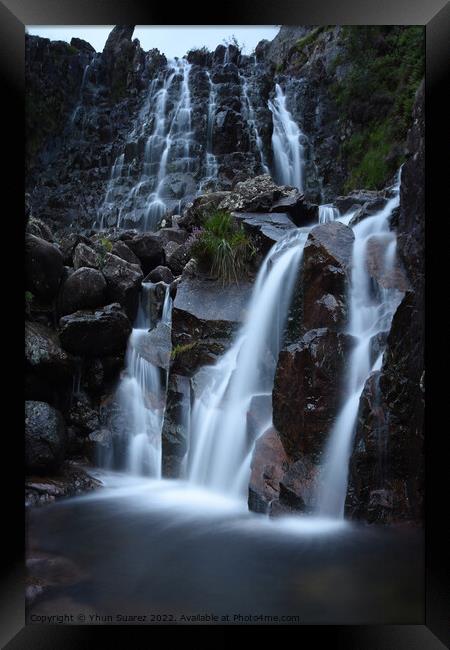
[3,0,448,646]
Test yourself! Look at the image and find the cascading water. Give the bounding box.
[188,227,311,496]
[317,177,404,518]
[319,204,339,224]
[199,70,219,191]
[240,71,270,175]
[110,283,172,478]
[268,83,305,190]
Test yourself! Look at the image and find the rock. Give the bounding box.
[348,197,389,226]
[335,190,386,216]
[277,457,318,513]
[131,323,171,372]
[171,276,252,375]
[123,234,165,274]
[365,235,410,291]
[219,175,297,213]
[26,217,54,242]
[25,462,102,506]
[270,194,318,226]
[144,265,174,284]
[157,227,189,246]
[111,240,141,266]
[165,242,191,276]
[101,253,143,320]
[232,212,296,255]
[59,303,131,357]
[162,374,191,478]
[246,393,273,443]
[68,392,100,435]
[59,267,107,315]
[248,427,290,514]
[73,242,99,270]
[25,401,66,474]
[70,37,95,54]
[273,328,353,460]
[25,321,75,381]
[302,221,354,330]
[25,234,64,301]
[59,233,91,266]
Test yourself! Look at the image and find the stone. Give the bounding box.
[144,265,174,285]
[218,174,297,213]
[25,321,75,381]
[26,234,64,301]
[123,234,165,274]
[59,266,107,315]
[273,328,353,460]
[270,194,318,226]
[101,252,143,320]
[59,303,131,357]
[111,240,141,266]
[232,212,296,255]
[25,401,66,474]
[161,374,191,478]
[73,242,100,270]
[248,427,290,514]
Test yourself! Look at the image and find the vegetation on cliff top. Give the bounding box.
[333,26,424,191]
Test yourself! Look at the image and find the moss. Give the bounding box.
[332,26,424,191]
[171,342,198,360]
[295,26,325,52]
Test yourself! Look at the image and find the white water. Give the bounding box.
[268,84,304,190]
[111,283,172,478]
[199,70,219,191]
[240,71,270,175]
[318,178,404,518]
[188,227,311,495]
[319,204,339,224]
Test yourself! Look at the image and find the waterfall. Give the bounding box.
[239,71,270,175]
[319,204,339,224]
[199,70,219,191]
[109,283,172,478]
[268,84,304,190]
[317,178,404,518]
[98,58,193,231]
[188,227,312,496]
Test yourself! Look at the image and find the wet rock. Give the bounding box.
[335,190,387,217]
[232,212,296,255]
[26,217,54,242]
[157,227,189,246]
[161,374,191,478]
[59,303,131,357]
[277,457,318,513]
[59,266,107,315]
[59,233,92,266]
[25,462,102,507]
[248,427,290,514]
[270,194,318,226]
[273,328,353,460]
[365,236,410,291]
[246,393,273,444]
[302,221,354,330]
[26,234,64,301]
[144,265,174,284]
[171,276,252,375]
[68,392,100,435]
[101,253,143,320]
[131,323,172,372]
[123,233,165,274]
[165,242,191,276]
[25,401,66,474]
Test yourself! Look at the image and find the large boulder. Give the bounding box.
[365,236,410,291]
[270,194,318,226]
[302,221,354,330]
[68,391,100,435]
[271,457,318,516]
[101,253,143,320]
[25,234,64,301]
[232,212,296,255]
[59,266,107,315]
[59,303,131,357]
[111,240,141,266]
[25,401,66,474]
[123,233,165,274]
[273,328,353,460]
[73,242,100,270]
[144,265,174,285]
[171,276,252,375]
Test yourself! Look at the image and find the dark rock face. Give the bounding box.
[25,401,66,474]
[273,328,353,461]
[161,374,191,478]
[302,221,354,331]
[365,236,410,291]
[25,321,75,380]
[145,265,174,284]
[232,212,296,255]
[59,266,107,315]
[68,391,100,435]
[73,243,99,270]
[111,240,141,265]
[59,303,131,357]
[219,175,296,213]
[26,234,64,301]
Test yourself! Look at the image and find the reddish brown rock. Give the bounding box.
[248,427,290,513]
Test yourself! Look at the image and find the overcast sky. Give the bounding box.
[26,26,280,58]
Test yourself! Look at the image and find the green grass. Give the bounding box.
[190,211,255,285]
[171,342,198,360]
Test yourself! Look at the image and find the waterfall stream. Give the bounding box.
[317,179,404,518]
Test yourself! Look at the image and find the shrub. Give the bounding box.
[190,211,255,284]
